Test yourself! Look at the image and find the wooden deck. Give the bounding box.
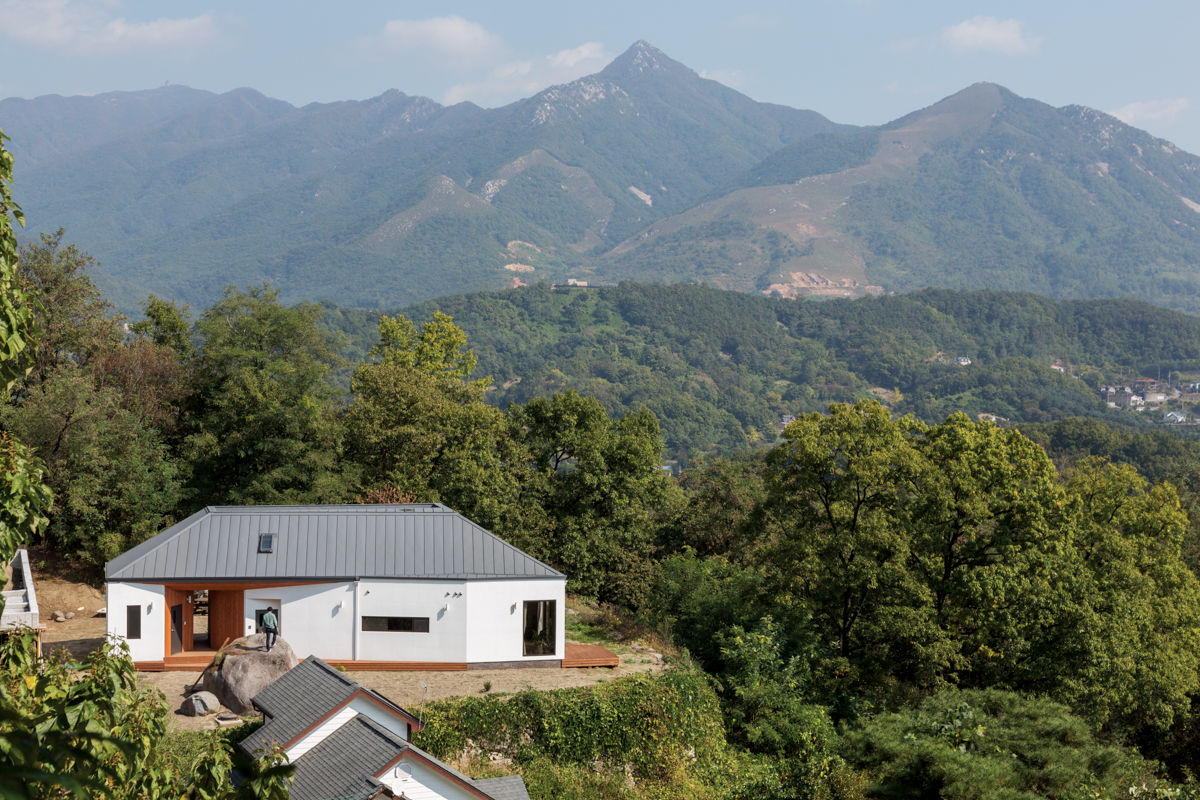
[141,653,469,672]
[140,645,619,672]
[326,660,467,672]
[562,643,619,668]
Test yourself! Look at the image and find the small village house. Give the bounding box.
[105,504,566,671]
[241,655,530,800]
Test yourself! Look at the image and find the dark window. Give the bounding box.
[361,616,430,633]
[257,534,275,554]
[522,600,556,656]
[126,605,141,640]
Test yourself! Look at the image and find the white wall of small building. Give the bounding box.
[378,755,476,800]
[465,578,566,663]
[244,583,355,660]
[287,695,411,761]
[106,582,166,662]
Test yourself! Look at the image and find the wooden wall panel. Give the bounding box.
[164,586,193,652]
[208,589,244,649]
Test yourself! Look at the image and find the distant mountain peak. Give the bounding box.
[600,40,693,81]
[527,77,629,125]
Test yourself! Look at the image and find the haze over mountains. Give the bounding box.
[5,41,1200,315]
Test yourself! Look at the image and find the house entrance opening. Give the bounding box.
[254,602,281,634]
[169,604,184,655]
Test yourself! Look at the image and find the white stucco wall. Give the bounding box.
[106,583,166,662]
[378,755,475,800]
[357,579,468,662]
[244,583,355,660]
[464,577,566,663]
[216,576,566,664]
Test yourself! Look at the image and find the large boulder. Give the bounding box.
[180,690,221,717]
[199,634,297,714]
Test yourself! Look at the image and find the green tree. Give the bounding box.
[2,368,181,565]
[0,129,37,401]
[371,310,480,381]
[715,617,828,756]
[762,400,930,692]
[4,232,184,566]
[130,294,195,360]
[184,285,343,505]
[907,413,1077,689]
[842,688,1155,800]
[0,126,289,800]
[658,455,767,559]
[16,230,123,384]
[517,390,678,605]
[1063,457,1200,732]
[344,312,535,536]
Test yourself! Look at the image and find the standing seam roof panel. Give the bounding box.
[183,527,199,578]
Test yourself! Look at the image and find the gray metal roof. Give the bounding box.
[106,504,564,582]
[242,657,418,757]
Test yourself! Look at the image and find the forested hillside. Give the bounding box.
[9,224,1200,795]
[322,282,1200,459]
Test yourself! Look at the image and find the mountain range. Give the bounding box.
[5,41,1200,315]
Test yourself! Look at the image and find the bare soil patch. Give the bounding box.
[33,560,108,661]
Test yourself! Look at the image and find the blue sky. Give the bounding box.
[2,0,1198,152]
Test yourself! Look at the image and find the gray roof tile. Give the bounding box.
[106,504,563,582]
[241,657,416,758]
[472,775,531,800]
[240,657,525,800]
[287,715,402,800]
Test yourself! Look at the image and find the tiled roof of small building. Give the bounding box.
[241,657,417,757]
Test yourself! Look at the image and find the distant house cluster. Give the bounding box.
[1100,379,1197,423]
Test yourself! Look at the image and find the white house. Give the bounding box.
[241,655,530,800]
[105,504,566,671]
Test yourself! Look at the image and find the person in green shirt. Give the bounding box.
[262,607,279,651]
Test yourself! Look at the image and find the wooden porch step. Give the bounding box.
[562,644,619,668]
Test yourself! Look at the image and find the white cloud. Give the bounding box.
[444,42,613,106]
[1110,97,1190,127]
[941,16,1042,55]
[0,0,217,54]
[368,16,503,69]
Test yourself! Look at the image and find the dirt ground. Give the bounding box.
[143,654,664,732]
[29,570,667,733]
[36,577,108,660]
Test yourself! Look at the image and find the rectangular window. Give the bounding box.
[126,605,141,640]
[361,616,430,633]
[522,600,556,656]
[257,534,275,554]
